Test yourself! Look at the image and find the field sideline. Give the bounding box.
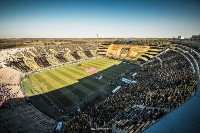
[22,58,136,109]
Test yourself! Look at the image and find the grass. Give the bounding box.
[23,58,120,95]
[22,58,136,109]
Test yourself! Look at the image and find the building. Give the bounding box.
[191,34,200,41]
[178,36,184,39]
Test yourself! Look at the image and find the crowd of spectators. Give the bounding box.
[0,67,25,106]
[34,56,51,68]
[6,44,97,72]
[0,64,55,132]
[0,84,11,105]
[9,59,31,72]
[64,50,197,133]
[0,95,55,132]
[0,83,23,106]
[55,53,68,63]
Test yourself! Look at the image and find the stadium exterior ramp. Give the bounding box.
[143,84,200,133]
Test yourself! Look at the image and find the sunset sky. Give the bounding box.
[0,0,200,38]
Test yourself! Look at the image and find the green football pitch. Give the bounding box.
[22,58,136,109]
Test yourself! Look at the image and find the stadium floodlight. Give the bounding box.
[97,34,99,44]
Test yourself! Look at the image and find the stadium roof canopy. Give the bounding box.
[143,85,200,133]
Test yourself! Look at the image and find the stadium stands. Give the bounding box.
[64,48,198,133]
[1,43,163,73]
[0,67,55,132]
[0,40,199,133]
[0,98,55,133]
[3,44,97,72]
[106,44,164,63]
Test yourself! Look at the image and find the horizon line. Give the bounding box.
[0,37,186,39]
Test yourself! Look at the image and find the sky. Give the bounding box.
[0,0,199,38]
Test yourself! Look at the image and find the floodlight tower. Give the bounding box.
[97,34,99,44]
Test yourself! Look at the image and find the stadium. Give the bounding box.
[1,38,200,133]
[1,0,200,132]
